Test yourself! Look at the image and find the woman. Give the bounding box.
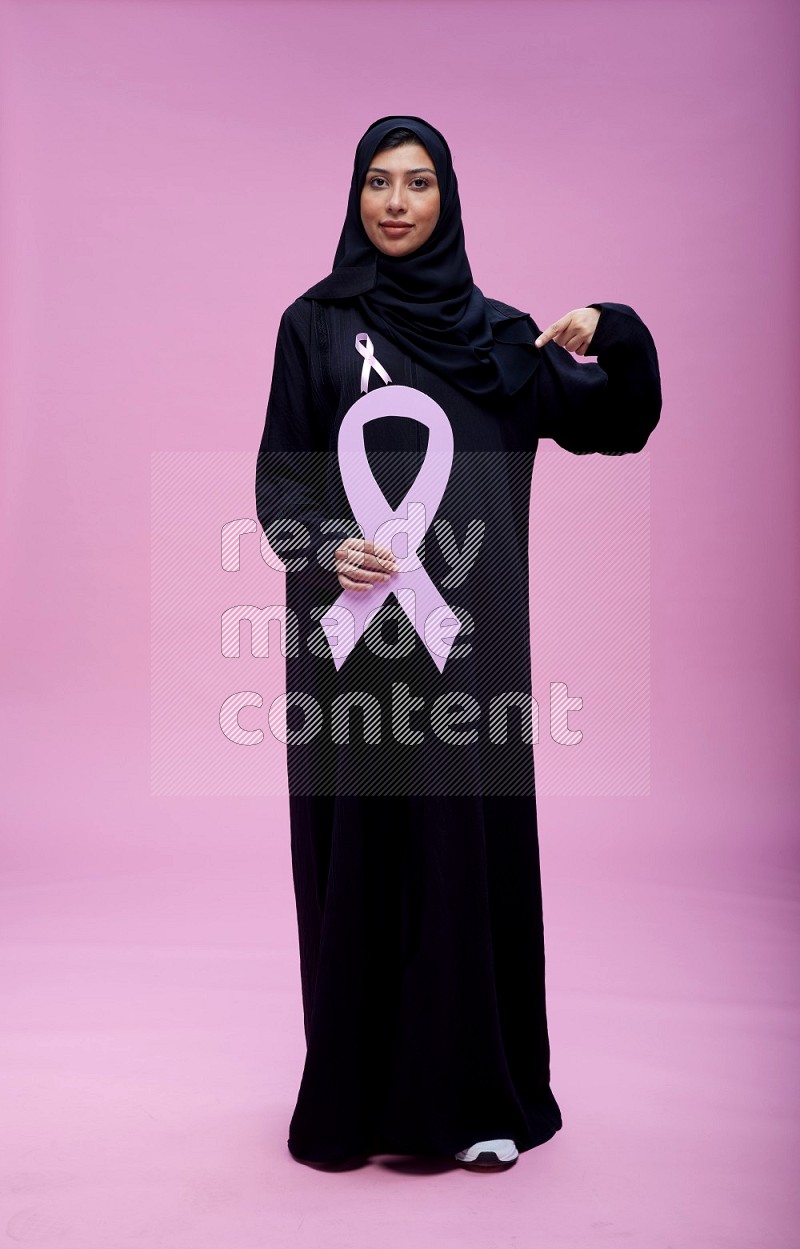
[255,115,661,1169]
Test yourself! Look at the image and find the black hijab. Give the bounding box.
[301,114,540,401]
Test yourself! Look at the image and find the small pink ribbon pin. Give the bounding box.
[355,332,392,392]
[320,334,462,673]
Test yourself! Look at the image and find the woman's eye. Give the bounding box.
[367,177,432,189]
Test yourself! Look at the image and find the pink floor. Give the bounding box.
[1,776,796,1247]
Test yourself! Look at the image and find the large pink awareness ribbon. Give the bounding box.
[320,334,462,673]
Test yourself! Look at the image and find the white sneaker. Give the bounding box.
[455,1138,519,1165]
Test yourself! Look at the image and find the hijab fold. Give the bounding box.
[301,115,540,401]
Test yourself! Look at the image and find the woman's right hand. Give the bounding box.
[334,537,399,592]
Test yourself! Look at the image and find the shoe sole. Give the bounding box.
[455,1148,519,1167]
[457,1157,517,1170]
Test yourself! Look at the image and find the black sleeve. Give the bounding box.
[533,302,662,455]
[254,299,334,579]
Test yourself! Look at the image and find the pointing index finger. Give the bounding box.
[534,318,562,349]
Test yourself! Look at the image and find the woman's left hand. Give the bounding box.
[534,307,601,355]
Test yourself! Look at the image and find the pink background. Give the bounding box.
[1,0,797,1245]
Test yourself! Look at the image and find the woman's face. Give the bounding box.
[359,141,441,257]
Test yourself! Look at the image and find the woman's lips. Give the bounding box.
[380,224,412,234]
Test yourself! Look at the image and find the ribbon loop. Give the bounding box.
[321,381,461,674]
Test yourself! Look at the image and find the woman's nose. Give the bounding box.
[386,183,407,212]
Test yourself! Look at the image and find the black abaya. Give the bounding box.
[255,295,661,1161]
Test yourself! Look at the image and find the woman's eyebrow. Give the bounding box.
[366,165,438,176]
